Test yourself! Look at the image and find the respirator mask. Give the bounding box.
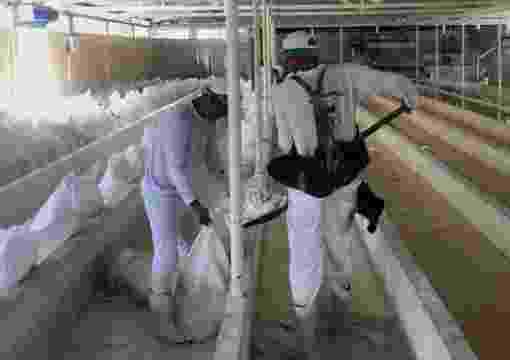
[191,85,228,122]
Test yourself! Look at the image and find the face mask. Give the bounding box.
[192,88,228,122]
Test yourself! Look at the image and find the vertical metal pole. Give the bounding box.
[270,0,277,68]
[131,22,135,39]
[435,24,440,98]
[497,23,503,122]
[461,24,465,108]
[339,26,344,64]
[262,0,272,185]
[67,15,74,83]
[224,0,244,298]
[105,21,109,35]
[254,0,264,178]
[8,4,19,99]
[249,26,255,91]
[415,25,419,81]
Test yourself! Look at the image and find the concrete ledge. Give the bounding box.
[363,216,478,360]
[0,189,145,360]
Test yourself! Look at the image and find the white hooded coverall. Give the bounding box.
[271,64,418,311]
[141,106,227,281]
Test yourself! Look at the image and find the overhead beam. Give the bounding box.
[273,14,509,27]
[152,14,508,29]
[81,1,497,14]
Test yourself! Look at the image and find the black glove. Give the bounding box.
[190,200,212,226]
[355,181,384,234]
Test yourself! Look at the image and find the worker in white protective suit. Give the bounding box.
[141,77,229,344]
[267,31,419,359]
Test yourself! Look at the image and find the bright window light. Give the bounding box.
[16,27,56,97]
[197,28,226,40]
[0,8,9,30]
[45,16,68,33]
[152,27,190,40]
[109,22,132,37]
[74,17,106,35]
[135,27,149,38]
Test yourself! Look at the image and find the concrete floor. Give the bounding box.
[59,291,414,360]
[60,294,217,360]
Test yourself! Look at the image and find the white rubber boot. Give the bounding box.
[149,271,190,344]
[291,280,323,360]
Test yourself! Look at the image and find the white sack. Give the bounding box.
[98,170,137,208]
[106,152,137,184]
[98,153,139,208]
[123,144,144,180]
[30,173,104,264]
[175,226,230,341]
[0,224,38,289]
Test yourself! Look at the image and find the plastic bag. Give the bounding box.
[123,144,144,181]
[0,224,38,289]
[175,226,230,341]
[107,152,138,184]
[98,158,138,208]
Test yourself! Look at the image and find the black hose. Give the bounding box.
[360,98,412,139]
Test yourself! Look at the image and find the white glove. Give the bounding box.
[396,75,419,111]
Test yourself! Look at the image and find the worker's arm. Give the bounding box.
[338,64,418,110]
[163,111,196,206]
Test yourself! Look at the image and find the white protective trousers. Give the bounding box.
[287,177,363,310]
[142,186,192,275]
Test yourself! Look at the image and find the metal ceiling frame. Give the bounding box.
[148,14,508,29]
[81,1,496,13]
[53,0,510,26]
[272,14,509,27]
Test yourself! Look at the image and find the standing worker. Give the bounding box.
[267,30,419,359]
[141,78,229,343]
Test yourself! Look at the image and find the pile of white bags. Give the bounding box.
[141,84,164,112]
[98,145,144,208]
[123,144,145,179]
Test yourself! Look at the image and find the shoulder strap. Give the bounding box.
[289,73,316,97]
[290,66,335,148]
[317,64,328,94]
